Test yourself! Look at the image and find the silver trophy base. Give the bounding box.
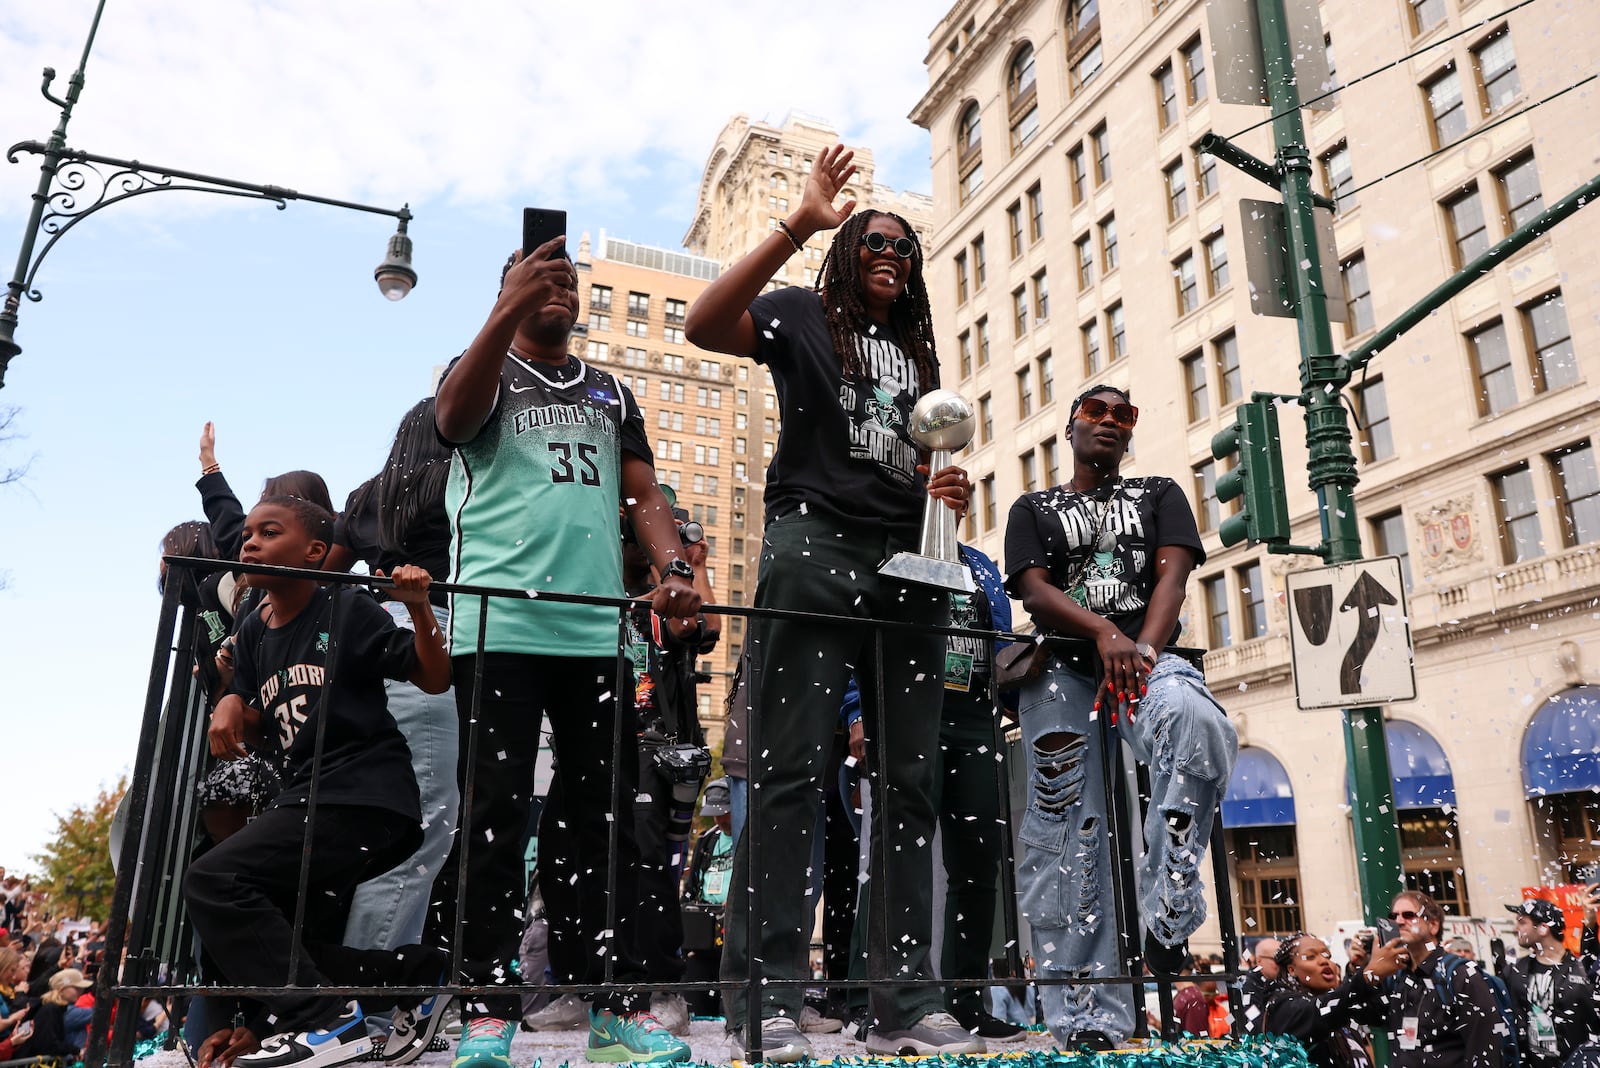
[878,551,976,593]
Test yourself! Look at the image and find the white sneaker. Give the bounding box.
[648,993,691,1037]
[722,1016,812,1064]
[521,992,589,1031]
[236,1002,373,1068]
[797,1005,843,1034]
[866,1010,986,1056]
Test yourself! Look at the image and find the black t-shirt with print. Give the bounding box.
[230,585,422,822]
[1003,476,1205,649]
[748,286,931,534]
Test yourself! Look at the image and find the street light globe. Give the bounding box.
[374,227,417,301]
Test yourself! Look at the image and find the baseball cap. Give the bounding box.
[700,777,731,818]
[50,968,93,993]
[1506,898,1565,934]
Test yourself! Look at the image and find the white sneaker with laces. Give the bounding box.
[236,1002,373,1068]
[647,993,691,1037]
[522,993,589,1032]
[797,1005,843,1034]
[865,1010,987,1057]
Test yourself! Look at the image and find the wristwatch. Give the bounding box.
[1135,641,1158,665]
[663,559,695,583]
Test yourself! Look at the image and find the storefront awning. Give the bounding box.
[1522,685,1600,799]
[1345,719,1456,810]
[1223,746,1296,827]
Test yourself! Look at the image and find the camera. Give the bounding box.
[652,742,712,844]
[679,519,704,546]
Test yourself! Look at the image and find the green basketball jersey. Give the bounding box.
[445,352,653,657]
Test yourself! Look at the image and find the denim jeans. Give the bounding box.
[1016,654,1235,1044]
[343,603,459,958]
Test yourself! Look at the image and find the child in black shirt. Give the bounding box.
[184,496,450,1068]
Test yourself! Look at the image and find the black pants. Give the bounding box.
[935,704,1005,1017]
[183,803,427,1035]
[821,729,860,999]
[430,653,645,1018]
[634,750,689,984]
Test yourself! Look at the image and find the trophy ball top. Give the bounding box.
[909,389,976,451]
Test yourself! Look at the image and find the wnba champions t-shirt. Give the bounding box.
[445,353,652,657]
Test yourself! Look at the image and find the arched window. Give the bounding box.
[957,101,984,204]
[1008,45,1040,152]
[1066,0,1103,92]
[1525,685,1600,881]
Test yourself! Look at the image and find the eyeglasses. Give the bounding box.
[1390,909,1420,921]
[860,231,917,259]
[1074,397,1140,429]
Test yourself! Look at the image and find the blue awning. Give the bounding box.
[1345,720,1456,810]
[1223,747,1296,827]
[1522,685,1600,798]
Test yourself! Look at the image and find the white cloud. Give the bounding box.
[1,0,947,227]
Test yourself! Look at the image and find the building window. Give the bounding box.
[979,394,994,444]
[1214,332,1241,405]
[1173,252,1198,316]
[1013,286,1029,337]
[977,317,990,365]
[1493,463,1544,563]
[1042,437,1060,487]
[1008,44,1040,152]
[1182,36,1208,103]
[971,235,987,290]
[1155,61,1178,128]
[1496,153,1543,231]
[1357,377,1393,461]
[627,320,650,338]
[1343,253,1374,334]
[958,330,973,379]
[1082,319,1103,376]
[1067,146,1087,205]
[1203,573,1232,648]
[1425,66,1468,147]
[1473,30,1521,113]
[1231,827,1303,936]
[588,312,611,332]
[1017,367,1034,418]
[1370,510,1413,589]
[1469,320,1517,416]
[1091,123,1112,184]
[1020,449,1039,493]
[1195,147,1219,200]
[1525,291,1576,392]
[1400,809,1471,916]
[1107,303,1126,362]
[958,101,984,204]
[1444,184,1489,267]
[1027,183,1045,240]
[1032,270,1050,322]
[1204,230,1230,295]
[1195,460,1221,532]
[1321,142,1356,208]
[1100,215,1119,272]
[1164,159,1189,221]
[1532,794,1600,883]
[1183,351,1209,421]
[1076,235,1095,289]
[1037,351,1055,404]
[627,291,649,318]
[1410,0,1445,35]
[954,251,969,304]
[1550,443,1600,547]
[980,474,997,531]
[589,284,612,311]
[1072,40,1104,92]
[586,340,607,362]
[1238,561,1267,639]
[1007,202,1025,258]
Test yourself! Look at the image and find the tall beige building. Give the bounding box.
[684,114,934,646]
[913,0,1600,946]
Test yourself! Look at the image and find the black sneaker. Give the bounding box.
[953,1008,1026,1041]
[1144,931,1190,978]
[236,1002,373,1068]
[1066,1029,1115,1052]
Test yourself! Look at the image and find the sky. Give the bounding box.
[0,0,950,871]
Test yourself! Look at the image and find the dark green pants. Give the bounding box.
[720,511,948,1030]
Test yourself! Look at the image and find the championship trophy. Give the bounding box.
[878,389,977,593]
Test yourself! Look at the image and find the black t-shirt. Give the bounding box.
[747,286,932,532]
[1003,476,1205,648]
[338,481,451,608]
[230,586,421,822]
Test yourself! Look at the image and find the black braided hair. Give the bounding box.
[814,211,938,392]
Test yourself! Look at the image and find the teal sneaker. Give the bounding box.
[451,1017,515,1068]
[586,1009,691,1063]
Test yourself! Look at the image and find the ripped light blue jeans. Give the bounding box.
[1016,654,1236,1044]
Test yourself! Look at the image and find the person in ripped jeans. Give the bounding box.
[1003,384,1237,1051]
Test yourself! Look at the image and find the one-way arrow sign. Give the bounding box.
[1284,557,1417,710]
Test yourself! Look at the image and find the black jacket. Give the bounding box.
[1385,948,1505,1068]
[1501,950,1600,1065]
[1249,974,1386,1068]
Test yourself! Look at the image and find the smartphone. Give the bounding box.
[1374,916,1401,946]
[522,208,568,261]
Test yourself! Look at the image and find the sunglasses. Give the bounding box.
[860,231,917,259]
[1390,909,1420,921]
[1074,397,1140,429]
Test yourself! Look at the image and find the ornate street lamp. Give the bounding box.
[0,0,416,389]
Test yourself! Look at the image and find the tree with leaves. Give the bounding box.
[31,777,125,923]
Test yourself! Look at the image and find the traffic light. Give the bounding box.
[1211,399,1292,547]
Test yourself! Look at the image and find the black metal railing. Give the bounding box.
[87,556,1244,1066]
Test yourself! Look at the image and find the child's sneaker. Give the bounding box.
[586,1008,691,1063]
[450,1017,515,1068]
[383,991,452,1065]
[236,1002,372,1068]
